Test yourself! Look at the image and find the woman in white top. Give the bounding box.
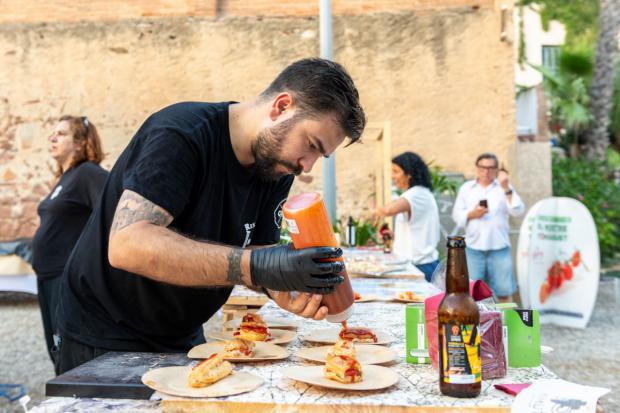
[374,152,440,282]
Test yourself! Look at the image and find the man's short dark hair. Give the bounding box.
[476,152,499,167]
[260,58,366,143]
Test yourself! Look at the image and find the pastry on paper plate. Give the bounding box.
[223,338,256,358]
[233,313,272,341]
[339,325,378,343]
[331,338,357,357]
[187,353,233,388]
[324,341,363,384]
[397,291,425,302]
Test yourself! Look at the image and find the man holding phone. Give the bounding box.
[451,153,525,302]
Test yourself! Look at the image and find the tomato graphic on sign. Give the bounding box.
[539,251,584,304]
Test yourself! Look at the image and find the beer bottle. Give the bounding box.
[438,236,481,398]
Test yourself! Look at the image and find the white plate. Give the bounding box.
[296,344,397,365]
[142,366,262,398]
[209,329,297,345]
[224,316,301,330]
[188,341,290,362]
[283,365,399,391]
[301,328,394,345]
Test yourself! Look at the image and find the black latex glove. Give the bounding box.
[250,244,345,294]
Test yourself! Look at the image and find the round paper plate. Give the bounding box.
[188,341,290,362]
[224,316,301,330]
[296,344,397,365]
[142,366,263,398]
[301,328,394,345]
[354,294,381,303]
[209,329,297,345]
[283,365,398,391]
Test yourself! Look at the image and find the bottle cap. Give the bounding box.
[446,236,466,248]
[325,304,355,323]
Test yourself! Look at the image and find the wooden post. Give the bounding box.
[383,121,392,208]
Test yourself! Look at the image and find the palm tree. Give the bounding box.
[533,63,592,154]
[584,0,620,160]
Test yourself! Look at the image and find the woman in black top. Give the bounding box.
[32,115,108,363]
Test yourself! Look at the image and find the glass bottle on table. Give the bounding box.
[380,223,392,254]
[347,216,356,247]
[438,236,481,398]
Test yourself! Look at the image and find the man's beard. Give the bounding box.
[251,117,303,182]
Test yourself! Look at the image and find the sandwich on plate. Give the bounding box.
[223,337,256,358]
[233,313,272,341]
[187,353,233,387]
[324,339,363,383]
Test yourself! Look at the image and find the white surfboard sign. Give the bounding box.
[516,197,599,328]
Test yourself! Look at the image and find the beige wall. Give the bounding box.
[0,0,497,23]
[0,1,517,238]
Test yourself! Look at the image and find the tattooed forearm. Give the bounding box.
[110,189,173,234]
[226,248,244,285]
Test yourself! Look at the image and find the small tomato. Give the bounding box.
[539,281,551,304]
[571,251,581,268]
[562,264,573,281]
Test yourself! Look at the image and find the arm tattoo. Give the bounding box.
[226,249,244,285]
[110,189,173,234]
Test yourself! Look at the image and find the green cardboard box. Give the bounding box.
[405,303,430,364]
[496,302,517,367]
[499,305,541,368]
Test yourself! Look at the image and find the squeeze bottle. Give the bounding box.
[282,192,354,323]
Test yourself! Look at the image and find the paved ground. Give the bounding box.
[0,278,618,413]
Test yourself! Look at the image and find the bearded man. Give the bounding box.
[54,58,366,374]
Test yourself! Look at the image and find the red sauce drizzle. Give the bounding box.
[193,353,218,369]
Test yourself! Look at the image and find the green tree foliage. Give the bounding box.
[552,155,620,263]
[533,61,592,146]
[520,0,599,47]
[429,166,459,197]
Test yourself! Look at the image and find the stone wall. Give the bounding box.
[0,0,497,23]
[0,1,517,239]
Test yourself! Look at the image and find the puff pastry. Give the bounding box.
[339,326,378,343]
[187,353,233,387]
[233,313,272,341]
[223,338,255,358]
[324,340,363,383]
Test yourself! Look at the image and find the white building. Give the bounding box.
[514,3,566,138]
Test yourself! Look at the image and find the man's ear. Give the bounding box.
[269,92,294,121]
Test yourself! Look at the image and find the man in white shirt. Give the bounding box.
[451,153,525,302]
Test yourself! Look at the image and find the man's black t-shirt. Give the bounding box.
[57,102,293,352]
[32,162,108,280]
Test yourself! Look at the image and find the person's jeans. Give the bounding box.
[0,238,33,263]
[416,259,440,283]
[465,246,516,297]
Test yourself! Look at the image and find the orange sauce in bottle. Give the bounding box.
[282,192,355,323]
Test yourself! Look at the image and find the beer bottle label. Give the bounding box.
[441,323,481,384]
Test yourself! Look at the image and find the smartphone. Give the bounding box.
[479,199,488,208]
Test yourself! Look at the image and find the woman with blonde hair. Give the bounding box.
[32,115,108,364]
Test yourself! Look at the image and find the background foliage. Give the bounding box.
[552,155,620,263]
